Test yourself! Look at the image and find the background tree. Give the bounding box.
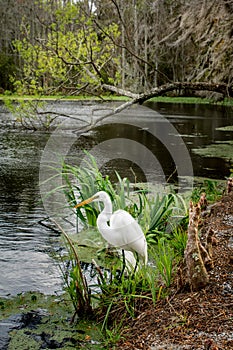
[12,0,121,95]
[0,0,232,95]
[168,0,233,85]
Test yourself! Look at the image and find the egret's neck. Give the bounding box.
[101,194,112,219]
[97,195,112,229]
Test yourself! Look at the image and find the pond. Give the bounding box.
[0,101,232,297]
[147,101,233,179]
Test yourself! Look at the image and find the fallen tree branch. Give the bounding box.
[78,81,232,131]
[102,82,233,104]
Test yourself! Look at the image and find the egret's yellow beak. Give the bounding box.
[74,195,98,208]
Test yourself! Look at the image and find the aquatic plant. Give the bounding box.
[53,221,93,320]
[150,238,175,287]
[51,152,190,343]
[170,226,188,258]
[62,152,188,237]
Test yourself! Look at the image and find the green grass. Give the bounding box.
[147,96,233,106]
[0,93,130,102]
[0,93,232,105]
[191,178,226,204]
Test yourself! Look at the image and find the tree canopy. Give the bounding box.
[0,0,232,97]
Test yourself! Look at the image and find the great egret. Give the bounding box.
[74,191,148,265]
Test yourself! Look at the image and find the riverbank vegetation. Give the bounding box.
[1,95,233,105]
[1,166,232,349]
[39,155,230,346]
[54,154,189,322]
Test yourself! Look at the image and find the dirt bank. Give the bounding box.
[117,192,233,350]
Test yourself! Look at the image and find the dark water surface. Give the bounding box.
[146,101,233,179]
[0,126,61,296]
[0,101,232,296]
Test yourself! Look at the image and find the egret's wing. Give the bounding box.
[108,210,147,260]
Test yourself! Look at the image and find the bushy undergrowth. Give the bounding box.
[51,153,227,345]
[53,152,190,344]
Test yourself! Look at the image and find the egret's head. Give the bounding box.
[74,194,99,208]
[74,191,109,208]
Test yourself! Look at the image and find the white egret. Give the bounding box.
[74,191,148,266]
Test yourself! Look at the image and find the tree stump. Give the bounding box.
[184,201,210,290]
[227,177,233,194]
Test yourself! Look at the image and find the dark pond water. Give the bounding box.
[147,101,233,180]
[0,101,232,296]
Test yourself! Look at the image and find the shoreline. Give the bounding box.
[0,95,232,106]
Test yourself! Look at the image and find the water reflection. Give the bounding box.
[89,123,177,183]
[0,129,61,296]
[145,102,233,179]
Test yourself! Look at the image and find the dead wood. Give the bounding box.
[206,228,215,267]
[102,82,233,104]
[199,192,208,211]
[227,177,233,194]
[184,201,210,291]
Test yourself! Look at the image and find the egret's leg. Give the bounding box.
[132,252,139,278]
[118,249,126,281]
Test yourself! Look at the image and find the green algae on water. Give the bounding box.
[0,292,103,350]
[216,125,233,131]
[192,141,233,161]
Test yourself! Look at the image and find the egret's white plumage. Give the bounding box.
[75,191,148,265]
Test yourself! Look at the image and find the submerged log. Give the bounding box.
[184,201,210,290]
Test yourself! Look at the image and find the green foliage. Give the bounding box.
[141,192,188,244]
[95,260,160,333]
[103,320,124,348]
[149,96,233,106]
[3,98,57,130]
[170,227,188,258]
[12,3,121,95]
[56,222,93,319]
[191,179,223,204]
[63,155,113,227]
[63,152,139,228]
[150,238,175,287]
[57,153,189,344]
[63,152,188,239]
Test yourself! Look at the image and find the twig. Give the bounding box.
[92,258,104,283]
[51,219,89,303]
